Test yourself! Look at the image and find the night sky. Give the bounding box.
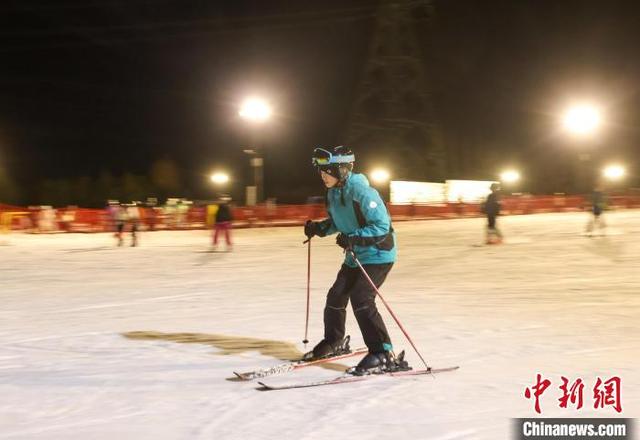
[1,0,640,205]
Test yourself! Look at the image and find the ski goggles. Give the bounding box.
[311,148,354,167]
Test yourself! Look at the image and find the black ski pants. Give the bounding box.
[324,263,393,353]
[487,214,497,229]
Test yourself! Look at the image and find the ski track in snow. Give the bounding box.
[1,210,639,439]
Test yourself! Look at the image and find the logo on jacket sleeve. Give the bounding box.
[369,201,378,209]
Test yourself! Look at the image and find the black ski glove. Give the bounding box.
[304,220,319,238]
[336,233,353,250]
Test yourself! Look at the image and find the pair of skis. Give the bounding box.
[232,346,458,391]
[257,366,460,391]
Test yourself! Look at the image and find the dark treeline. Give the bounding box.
[1,158,185,208]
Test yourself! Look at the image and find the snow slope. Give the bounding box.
[1,210,638,439]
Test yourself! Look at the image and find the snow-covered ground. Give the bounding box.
[1,210,638,439]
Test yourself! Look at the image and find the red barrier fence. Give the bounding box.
[2,195,639,233]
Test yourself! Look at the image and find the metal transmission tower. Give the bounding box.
[345,0,444,181]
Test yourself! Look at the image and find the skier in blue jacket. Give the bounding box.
[304,146,403,374]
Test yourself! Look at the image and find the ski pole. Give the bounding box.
[302,238,311,346]
[348,249,431,370]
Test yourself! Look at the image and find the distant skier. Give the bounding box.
[303,146,407,374]
[483,182,503,244]
[585,187,607,237]
[145,198,158,231]
[127,202,141,247]
[113,203,128,246]
[213,196,233,251]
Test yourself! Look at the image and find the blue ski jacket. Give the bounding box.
[316,172,396,267]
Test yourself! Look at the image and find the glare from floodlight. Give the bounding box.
[562,104,601,136]
[210,172,229,185]
[370,168,390,184]
[239,97,272,123]
[500,170,520,183]
[603,165,625,180]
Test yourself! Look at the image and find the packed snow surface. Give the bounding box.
[1,210,638,439]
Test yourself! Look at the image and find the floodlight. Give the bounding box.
[562,104,601,136]
[239,97,272,123]
[603,165,625,181]
[210,172,230,185]
[500,170,520,183]
[371,169,390,184]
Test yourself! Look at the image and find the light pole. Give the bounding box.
[370,168,391,202]
[239,97,272,205]
[561,103,602,193]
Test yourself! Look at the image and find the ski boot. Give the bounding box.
[301,336,352,362]
[349,350,411,376]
